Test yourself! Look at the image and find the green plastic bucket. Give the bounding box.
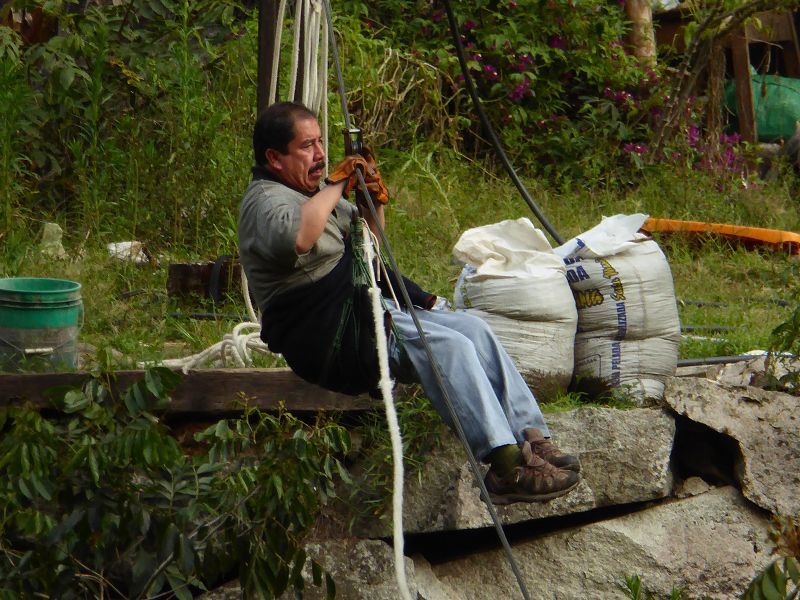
[0,277,83,371]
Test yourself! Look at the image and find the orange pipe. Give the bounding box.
[641,218,800,255]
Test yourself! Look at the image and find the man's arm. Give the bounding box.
[295,180,346,254]
[360,200,385,240]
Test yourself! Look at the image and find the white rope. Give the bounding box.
[242,265,259,324]
[269,0,327,172]
[268,0,288,107]
[288,0,303,101]
[316,8,328,116]
[305,0,320,108]
[360,221,412,600]
[368,228,400,308]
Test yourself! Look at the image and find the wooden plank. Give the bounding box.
[729,29,757,143]
[0,368,376,414]
[745,11,795,44]
[166,260,242,299]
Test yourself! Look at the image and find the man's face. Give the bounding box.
[267,117,325,193]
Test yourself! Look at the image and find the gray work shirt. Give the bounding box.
[238,177,358,309]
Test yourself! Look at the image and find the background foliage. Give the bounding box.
[0,367,346,598]
[1,0,800,597]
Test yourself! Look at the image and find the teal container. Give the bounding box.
[0,277,83,371]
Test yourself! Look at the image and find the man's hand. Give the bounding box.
[325,155,369,198]
[356,146,389,205]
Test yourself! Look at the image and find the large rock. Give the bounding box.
[704,354,800,392]
[296,539,418,600]
[431,486,773,600]
[663,377,800,516]
[356,407,675,535]
[202,540,420,600]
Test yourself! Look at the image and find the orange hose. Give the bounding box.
[641,218,800,254]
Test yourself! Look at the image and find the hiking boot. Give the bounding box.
[484,441,580,505]
[522,427,581,473]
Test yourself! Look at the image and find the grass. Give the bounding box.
[2,157,797,371]
[1,5,798,377]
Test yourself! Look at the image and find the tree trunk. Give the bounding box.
[626,0,657,66]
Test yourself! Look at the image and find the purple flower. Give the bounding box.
[431,9,444,23]
[483,64,499,80]
[687,125,700,147]
[721,132,742,144]
[623,142,647,155]
[508,79,531,102]
[548,35,567,50]
[614,90,632,103]
[463,19,477,32]
[515,54,533,72]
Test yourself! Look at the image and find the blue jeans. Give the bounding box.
[387,303,550,461]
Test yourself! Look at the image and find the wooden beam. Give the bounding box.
[0,368,376,414]
[166,259,242,300]
[729,28,757,143]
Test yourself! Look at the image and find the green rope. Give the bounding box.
[325,217,401,381]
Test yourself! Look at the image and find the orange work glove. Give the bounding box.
[355,146,390,205]
[325,155,369,198]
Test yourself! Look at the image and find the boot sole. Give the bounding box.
[486,477,580,505]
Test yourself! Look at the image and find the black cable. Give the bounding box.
[440,0,564,246]
[677,355,763,367]
[321,3,532,599]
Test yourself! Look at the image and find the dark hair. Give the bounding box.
[252,101,317,167]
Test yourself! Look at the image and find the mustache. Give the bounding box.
[309,161,325,173]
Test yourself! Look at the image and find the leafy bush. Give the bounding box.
[339,0,667,186]
[742,516,800,600]
[0,367,349,598]
[1,0,251,247]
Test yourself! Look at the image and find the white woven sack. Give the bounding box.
[561,238,681,340]
[451,217,577,398]
[453,218,572,321]
[463,308,575,399]
[555,213,680,341]
[574,336,678,400]
[556,214,680,401]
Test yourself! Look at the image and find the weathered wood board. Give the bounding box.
[0,368,374,414]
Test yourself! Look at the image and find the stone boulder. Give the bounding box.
[202,540,420,600]
[356,407,675,536]
[430,486,773,600]
[663,377,800,516]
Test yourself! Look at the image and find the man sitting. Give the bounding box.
[237,101,580,505]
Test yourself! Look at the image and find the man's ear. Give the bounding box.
[265,148,283,171]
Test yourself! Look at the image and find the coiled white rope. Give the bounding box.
[139,267,266,372]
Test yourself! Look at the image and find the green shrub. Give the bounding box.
[741,516,800,600]
[338,0,667,186]
[0,367,348,598]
